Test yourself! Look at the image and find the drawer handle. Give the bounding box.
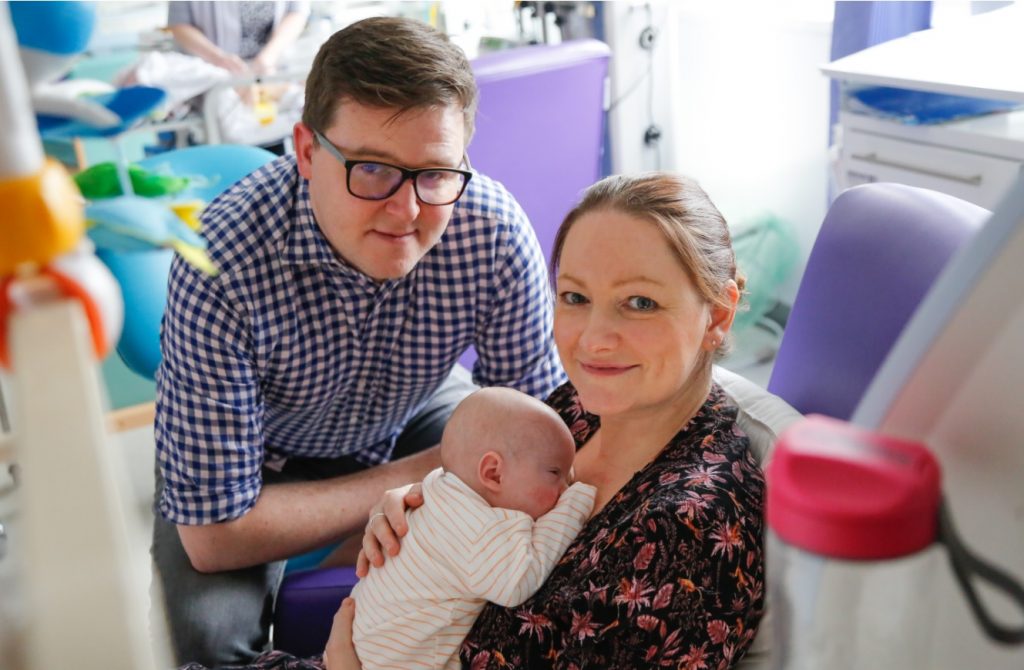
[850,152,983,186]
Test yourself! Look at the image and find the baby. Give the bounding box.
[350,387,596,670]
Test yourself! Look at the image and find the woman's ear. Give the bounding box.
[704,279,739,351]
[477,451,504,493]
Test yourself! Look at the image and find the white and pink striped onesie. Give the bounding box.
[351,467,596,670]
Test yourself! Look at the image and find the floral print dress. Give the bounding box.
[459,381,765,669]
[179,382,764,670]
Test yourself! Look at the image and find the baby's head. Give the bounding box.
[440,387,576,520]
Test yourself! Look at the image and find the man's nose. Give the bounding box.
[384,178,420,220]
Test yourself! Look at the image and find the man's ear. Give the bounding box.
[703,279,740,351]
[294,122,315,180]
[477,451,504,493]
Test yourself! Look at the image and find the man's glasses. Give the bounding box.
[313,130,473,206]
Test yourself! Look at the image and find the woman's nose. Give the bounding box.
[578,310,618,352]
[384,178,420,220]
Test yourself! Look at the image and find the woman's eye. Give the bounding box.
[626,296,658,311]
[560,291,587,305]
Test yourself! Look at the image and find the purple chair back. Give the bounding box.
[767,183,988,419]
[470,39,610,261]
[458,39,609,370]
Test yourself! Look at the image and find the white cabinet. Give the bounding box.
[823,5,1024,210]
[836,109,1024,210]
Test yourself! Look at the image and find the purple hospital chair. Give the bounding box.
[272,40,610,656]
[766,182,988,420]
[741,182,988,670]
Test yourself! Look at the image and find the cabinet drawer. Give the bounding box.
[841,130,1022,210]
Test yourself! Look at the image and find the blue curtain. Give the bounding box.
[828,1,933,139]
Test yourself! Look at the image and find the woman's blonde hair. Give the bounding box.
[551,172,746,360]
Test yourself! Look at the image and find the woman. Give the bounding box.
[187,173,765,670]
[167,1,310,77]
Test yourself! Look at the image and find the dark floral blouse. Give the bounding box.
[179,382,764,670]
[459,381,765,670]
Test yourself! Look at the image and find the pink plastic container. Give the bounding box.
[766,415,942,670]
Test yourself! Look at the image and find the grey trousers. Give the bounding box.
[152,366,476,666]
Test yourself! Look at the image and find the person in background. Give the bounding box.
[350,387,595,670]
[167,1,310,78]
[154,16,563,667]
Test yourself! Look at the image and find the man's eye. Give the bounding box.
[419,170,453,185]
[626,296,658,311]
[356,163,389,176]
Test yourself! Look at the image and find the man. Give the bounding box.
[153,17,564,666]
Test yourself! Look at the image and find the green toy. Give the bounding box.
[74,161,190,199]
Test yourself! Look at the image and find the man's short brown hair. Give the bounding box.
[302,16,478,141]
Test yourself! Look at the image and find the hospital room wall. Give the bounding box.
[671,2,834,305]
[606,1,834,306]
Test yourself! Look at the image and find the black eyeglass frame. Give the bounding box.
[312,129,473,206]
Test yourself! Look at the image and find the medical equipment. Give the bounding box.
[768,416,944,670]
[768,415,1024,670]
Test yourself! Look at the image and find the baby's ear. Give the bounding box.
[477,451,504,493]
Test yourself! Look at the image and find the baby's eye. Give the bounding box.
[626,295,658,311]
[559,291,588,306]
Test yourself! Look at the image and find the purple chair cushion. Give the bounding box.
[767,183,988,419]
[272,567,359,658]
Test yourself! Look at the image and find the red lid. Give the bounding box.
[766,415,941,560]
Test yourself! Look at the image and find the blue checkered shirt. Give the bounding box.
[155,156,565,525]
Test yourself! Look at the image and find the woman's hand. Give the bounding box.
[249,51,278,76]
[355,483,424,577]
[211,51,249,75]
[323,598,361,670]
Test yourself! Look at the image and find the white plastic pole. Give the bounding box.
[9,297,160,670]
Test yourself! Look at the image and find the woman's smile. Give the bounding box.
[578,361,638,376]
